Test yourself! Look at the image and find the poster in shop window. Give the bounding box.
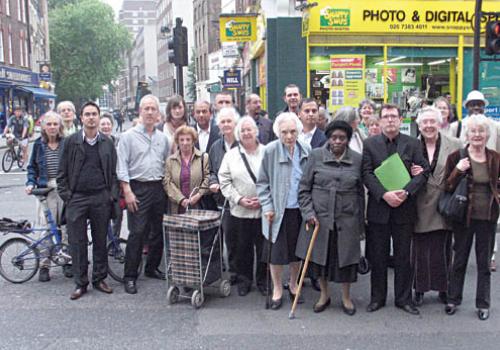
[329,55,365,111]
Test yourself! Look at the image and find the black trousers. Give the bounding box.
[66,191,111,287]
[367,221,413,306]
[230,215,266,286]
[448,219,495,309]
[223,208,237,275]
[124,181,166,281]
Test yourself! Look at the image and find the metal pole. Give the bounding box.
[177,65,184,97]
[473,0,483,90]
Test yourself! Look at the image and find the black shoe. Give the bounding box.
[310,277,321,292]
[477,308,489,321]
[38,268,50,282]
[257,283,270,296]
[229,274,238,285]
[366,301,385,312]
[342,300,357,316]
[313,298,331,313]
[288,289,304,304]
[124,280,137,294]
[63,264,73,278]
[414,292,424,306]
[270,297,282,310]
[438,292,447,304]
[237,282,251,296]
[445,304,457,315]
[144,270,166,280]
[396,304,420,315]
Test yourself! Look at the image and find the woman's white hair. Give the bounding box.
[216,107,240,126]
[464,114,491,141]
[234,116,259,142]
[273,112,303,137]
[416,106,443,126]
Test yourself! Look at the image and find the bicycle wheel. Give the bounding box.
[107,238,127,283]
[0,238,39,283]
[16,149,25,169]
[2,149,14,173]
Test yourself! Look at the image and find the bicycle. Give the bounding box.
[2,133,25,172]
[0,188,71,283]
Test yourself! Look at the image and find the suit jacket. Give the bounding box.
[194,119,220,153]
[310,128,327,149]
[57,131,119,218]
[362,133,430,225]
[414,133,462,233]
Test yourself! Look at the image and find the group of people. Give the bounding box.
[23,85,499,322]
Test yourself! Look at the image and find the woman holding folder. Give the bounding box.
[296,120,364,315]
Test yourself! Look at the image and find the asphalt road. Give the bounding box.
[0,138,499,350]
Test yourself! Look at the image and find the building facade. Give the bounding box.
[0,0,54,132]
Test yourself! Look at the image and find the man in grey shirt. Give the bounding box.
[117,94,169,294]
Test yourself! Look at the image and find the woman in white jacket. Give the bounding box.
[218,116,267,297]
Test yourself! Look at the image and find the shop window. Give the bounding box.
[309,46,383,112]
[387,47,458,119]
[463,48,500,120]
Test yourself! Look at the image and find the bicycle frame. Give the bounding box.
[3,195,63,266]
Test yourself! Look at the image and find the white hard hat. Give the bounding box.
[463,90,489,108]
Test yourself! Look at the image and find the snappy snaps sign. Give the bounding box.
[220,15,257,42]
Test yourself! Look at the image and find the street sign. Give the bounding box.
[222,69,241,88]
[222,43,240,58]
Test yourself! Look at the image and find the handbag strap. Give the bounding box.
[238,145,257,184]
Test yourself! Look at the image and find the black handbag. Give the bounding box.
[437,149,469,222]
[357,255,371,275]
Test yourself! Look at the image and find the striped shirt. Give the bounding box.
[46,146,60,180]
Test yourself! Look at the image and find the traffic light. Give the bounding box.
[485,20,500,55]
[167,18,188,66]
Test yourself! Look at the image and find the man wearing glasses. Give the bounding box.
[362,104,430,315]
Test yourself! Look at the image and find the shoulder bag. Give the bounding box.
[437,148,469,222]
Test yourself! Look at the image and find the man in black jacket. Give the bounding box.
[362,103,429,315]
[57,101,119,300]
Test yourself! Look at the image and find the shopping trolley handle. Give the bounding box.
[186,186,211,211]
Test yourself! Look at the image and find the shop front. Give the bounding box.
[302,0,500,120]
[0,65,56,132]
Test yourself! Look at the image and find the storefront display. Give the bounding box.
[303,0,500,120]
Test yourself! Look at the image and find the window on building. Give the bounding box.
[132,11,137,17]
[6,0,10,16]
[24,38,28,67]
[19,36,24,66]
[17,0,22,21]
[0,32,4,62]
[8,32,12,64]
[133,19,138,24]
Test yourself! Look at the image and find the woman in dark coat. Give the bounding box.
[296,120,364,315]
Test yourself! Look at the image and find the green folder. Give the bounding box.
[374,153,411,191]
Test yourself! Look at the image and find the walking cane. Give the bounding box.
[289,222,320,319]
[265,221,273,309]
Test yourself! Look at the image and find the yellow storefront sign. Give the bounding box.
[306,0,499,35]
[220,15,257,42]
[329,55,366,111]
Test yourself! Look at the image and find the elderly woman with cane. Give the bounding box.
[257,112,310,310]
[218,116,266,296]
[295,120,364,315]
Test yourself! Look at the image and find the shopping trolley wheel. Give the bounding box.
[219,279,231,297]
[167,286,180,305]
[191,290,204,309]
